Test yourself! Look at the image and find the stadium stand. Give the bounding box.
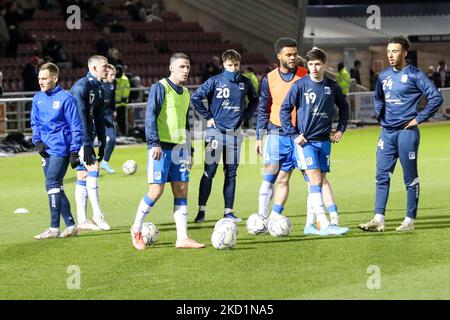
[0,0,269,92]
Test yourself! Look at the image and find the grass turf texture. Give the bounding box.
[1,123,450,299]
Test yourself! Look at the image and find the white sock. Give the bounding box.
[306,213,316,225]
[132,197,154,232]
[404,216,414,224]
[198,205,206,212]
[306,196,315,225]
[75,182,88,224]
[309,191,329,229]
[86,172,103,218]
[258,181,274,218]
[50,227,59,233]
[374,213,385,224]
[174,205,188,241]
[329,212,339,225]
[224,208,233,215]
[316,213,329,229]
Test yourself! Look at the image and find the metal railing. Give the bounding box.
[1,86,449,138]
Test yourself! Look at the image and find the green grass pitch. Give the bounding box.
[1,123,450,299]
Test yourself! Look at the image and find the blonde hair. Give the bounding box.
[39,62,59,75]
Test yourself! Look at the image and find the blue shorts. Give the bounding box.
[147,146,190,184]
[263,134,295,172]
[294,140,331,173]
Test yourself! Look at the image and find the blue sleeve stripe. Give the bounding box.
[76,180,87,186]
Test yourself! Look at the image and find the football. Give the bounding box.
[267,215,291,237]
[211,218,238,249]
[141,222,160,245]
[246,213,268,235]
[122,160,137,175]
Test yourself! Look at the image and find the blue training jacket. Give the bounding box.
[191,71,258,132]
[31,85,83,157]
[70,72,106,146]
[374,64,443,131]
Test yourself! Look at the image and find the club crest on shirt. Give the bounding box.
[239,83,244,90]
[324,86,331,94]
[52,101,60,109]
[401,74,408,83]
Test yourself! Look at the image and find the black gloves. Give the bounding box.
[83,145,96,166]
[97,144,105,162]
[35,141,49,158]
[70,152,80,169]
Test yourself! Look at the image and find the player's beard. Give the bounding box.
[281,59,296,73]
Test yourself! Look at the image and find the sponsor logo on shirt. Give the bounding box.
[52,101,60,109]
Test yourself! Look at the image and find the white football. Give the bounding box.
[141,222,160,245]
[268,215,291,237]
[246,213,268,235]
[211,218,237,250]
[122,160,137,175]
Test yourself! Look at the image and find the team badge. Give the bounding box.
[154,172,162,180]
[409,152,416,160]
[239,83,244,90]
[306,157,313,166]
[52,101,60,109]
[401,74,408,83]
[324,86,331,94]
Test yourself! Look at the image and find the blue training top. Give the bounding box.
[70,72,106,146]
[280,75,349,141]
[191,71,258,132]
[31,84,83,157]
[374,64,443,131]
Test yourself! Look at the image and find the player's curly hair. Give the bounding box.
[274,37,297,54]
[388,36,410,51]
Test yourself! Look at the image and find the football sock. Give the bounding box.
[259,177,275,218]
[86,171,103,218]
[60,187,75,227]
[327,204,339,225]
[198,205,206,212]
[173,198,188,241]
[309,185,329,229]
[224,208,233,215]
[404,216,414,224]
[374,213,385,223]
[269,203,284,220]
[306,193,315,225]
[132,195,155,232]
[48,187,61,229]
[75,179,88,224]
